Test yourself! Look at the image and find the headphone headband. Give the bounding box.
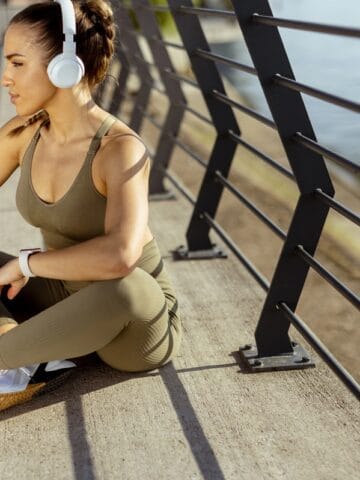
[55,0,76,53]
[47,0,84,88]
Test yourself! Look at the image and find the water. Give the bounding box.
[210,0,360,181]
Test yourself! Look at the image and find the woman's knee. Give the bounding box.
[103,268,166,322]
[97,318,182,373]
[95,269,182,372]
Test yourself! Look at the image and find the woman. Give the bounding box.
[0,0,181,411]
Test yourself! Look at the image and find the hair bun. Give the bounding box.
[77,0,114,38]
[74,0,116,85]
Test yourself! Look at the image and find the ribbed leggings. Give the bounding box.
[0,238,182,371]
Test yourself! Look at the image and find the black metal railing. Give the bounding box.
[104,1,360,399]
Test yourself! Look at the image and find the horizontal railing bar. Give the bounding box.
[178,6,236,18]
[274,74,360,113]
[293,133,360,173]
[167,134,208,169]
[315,189,360,226]
[159,167,196,206]
[144,79,166,95]
[214,171,287,240]
[278,302,360,400]
[140,109,163,130]
[252,14,360,39]
[177,103,213,126]
[295,245,360,310]
[228,130,295,180]
[212,90,276,129]
[147,5,171,13]
[152,84,167,95]
[151,36,185,51]
[122,91,134,102]
[124,28,143,38]
[164,68,200,89]
[134,55,157,69]
[202,212,270,291]
[195,48,257,75]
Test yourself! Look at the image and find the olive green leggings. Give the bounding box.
[0,239,182,372]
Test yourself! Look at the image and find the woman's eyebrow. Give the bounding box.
[5,53,26,60]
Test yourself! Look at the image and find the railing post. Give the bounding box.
[116,3,154,133]
[131,0,187,199]
[94,7,130,116]
[168,0,240,259]
[232,0,335,371]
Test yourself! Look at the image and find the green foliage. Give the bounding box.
[121,0,204,35]
[151,0,176,34]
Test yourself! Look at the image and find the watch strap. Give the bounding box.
[19,248,42,277]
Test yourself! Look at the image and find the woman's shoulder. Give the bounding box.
[100,118,148,163]
[103,117,143,143]
[95,118,149,183]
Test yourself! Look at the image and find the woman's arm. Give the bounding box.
[22,135,149,281]
[0,116,25,186]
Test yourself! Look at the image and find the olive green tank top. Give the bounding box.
[16,115,118,250]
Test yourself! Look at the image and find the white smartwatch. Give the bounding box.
[19,248,43,278]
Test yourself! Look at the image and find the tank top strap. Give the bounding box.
[113,132,147,145]
[86,115,117,159]
[85,117,150,165]
[111,133,150,158]
[21,118,50,170]
[95,114,117,139]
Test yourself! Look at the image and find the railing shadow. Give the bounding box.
[65,396,97,480]
[1,356,242,479]
[159,362,227,480]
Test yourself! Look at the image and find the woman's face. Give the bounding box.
[1,23,57,116]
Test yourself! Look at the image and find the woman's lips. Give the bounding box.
[9,94,19,104]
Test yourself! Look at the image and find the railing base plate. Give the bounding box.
[149,191,176,201]
[238,342,315,372]
[172,244,227,260]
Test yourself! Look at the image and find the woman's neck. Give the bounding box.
[42,87,100,145]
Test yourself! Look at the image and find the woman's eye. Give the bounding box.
[12,62,23,67]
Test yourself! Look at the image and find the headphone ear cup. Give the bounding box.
[47,53,85,88]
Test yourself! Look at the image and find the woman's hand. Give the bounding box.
[0,258,29,300]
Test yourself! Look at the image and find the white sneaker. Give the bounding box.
[0,360,76,412]
[0,363,40,394]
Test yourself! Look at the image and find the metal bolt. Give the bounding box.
[295,356,310,364]
[251,360,262,367]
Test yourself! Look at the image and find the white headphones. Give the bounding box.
[47,0,85,88]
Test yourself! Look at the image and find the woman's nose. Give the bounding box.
[1,69,13,88]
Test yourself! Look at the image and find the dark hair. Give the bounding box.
[6,0,116,136]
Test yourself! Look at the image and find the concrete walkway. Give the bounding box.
[0,16,360,480]
[0,109,359,479]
